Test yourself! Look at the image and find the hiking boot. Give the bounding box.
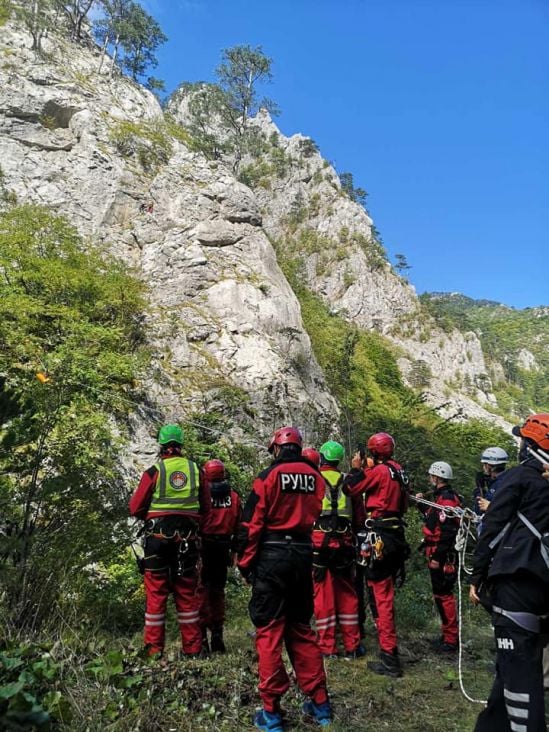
[367,650,403,678]
[431,639,458,653]
[254,709,284,732]
[201,630,210,654]
[344,643,366,660]
[302,699,333,727]
[322,652,339,660]
[210,627,226,654]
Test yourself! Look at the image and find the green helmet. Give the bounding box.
[158,424,183,445]
[319,440,345,463]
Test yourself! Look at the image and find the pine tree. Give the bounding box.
[13,0,56,52]
[119,2,166,81]
[54,0,96,40]
[215,45,277,172]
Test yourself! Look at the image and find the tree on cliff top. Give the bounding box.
[216,45,277,172]
[94,0,166,81]
[181,45,278,171]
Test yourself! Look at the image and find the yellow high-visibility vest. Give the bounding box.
[149,456,200,513]
[320,469,352,519]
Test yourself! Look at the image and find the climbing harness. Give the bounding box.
[356,528,384,567]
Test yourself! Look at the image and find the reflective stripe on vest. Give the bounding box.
[320,469,352,519]
[149,457,200,513]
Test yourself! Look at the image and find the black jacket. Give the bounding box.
[471,458,549,586]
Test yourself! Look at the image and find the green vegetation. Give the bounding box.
[0,164,17,207]
[175,45,277,173]
[94,0,167,83]
[108,117,193,173]
[238,141,292,189]
[277,253,513,489]
[0,601,496,730]
[0,0,12,26]
[339,171,369,211]
[0,205,148,629]
[420,293,549,415]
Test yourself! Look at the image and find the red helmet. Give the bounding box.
[203,459,225,482]
[268,426,303,453]
[512,413,549,451]
[367,432,395,458]
[302,447,320,467]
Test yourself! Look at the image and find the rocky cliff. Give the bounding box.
[0,19,512,468]
[0,23,339,462]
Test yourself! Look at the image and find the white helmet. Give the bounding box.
[428,461,453,480]
[480,447,508,466]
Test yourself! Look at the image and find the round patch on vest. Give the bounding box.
[169,471,188,490]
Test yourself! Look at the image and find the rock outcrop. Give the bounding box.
[1,18,514,467]
[239,110,505,423]
[0,25,339,461]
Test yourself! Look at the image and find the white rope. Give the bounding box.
[456,512,487,706]
[410,494,480,523]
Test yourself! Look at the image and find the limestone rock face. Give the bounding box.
[0,24,339,465]
[245,111,506,425]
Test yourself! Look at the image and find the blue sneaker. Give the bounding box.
[302,700,333,727]
[254,709,284,732]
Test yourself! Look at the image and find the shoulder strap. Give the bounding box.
[517,512,549,569]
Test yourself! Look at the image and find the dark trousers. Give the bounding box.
[430,566,458,645]
[200,535,231,630]
[249,539,327,713]
[475,573,549,732]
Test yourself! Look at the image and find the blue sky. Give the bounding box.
[143,0,547,308]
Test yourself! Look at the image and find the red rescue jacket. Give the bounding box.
[200,480,242,537]
[237,454,324,574]
[343,460,406,518]
[420,487,461,562]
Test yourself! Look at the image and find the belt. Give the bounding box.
[262,530,311,545]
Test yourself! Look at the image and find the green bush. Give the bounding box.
[109,119,174,172]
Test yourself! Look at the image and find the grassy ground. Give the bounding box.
[3,576,548,730]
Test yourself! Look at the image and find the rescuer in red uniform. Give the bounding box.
[237,427,332,732]
[312,440,363,658]
[302,447,321,467]
[343,432,409,677]
[129,424,202,657]
[416,461,462,653]
[199,458,242,654]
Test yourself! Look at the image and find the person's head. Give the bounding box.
[268,426,303,459]
[302,447,321,467]
[158,424,183,455]
[367,432,395,462]
[203,459,225,483]
[512,413,549,462]
[319,440,345,468]
[428,461,453,488]
[480,447,508,477]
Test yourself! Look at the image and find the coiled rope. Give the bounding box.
[411,495,488,705]
[455,512,488,705]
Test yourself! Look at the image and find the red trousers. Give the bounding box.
[313,568,360,654]
[144,571,202,654]
[256,619,328,713]
[367,577,398,653]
